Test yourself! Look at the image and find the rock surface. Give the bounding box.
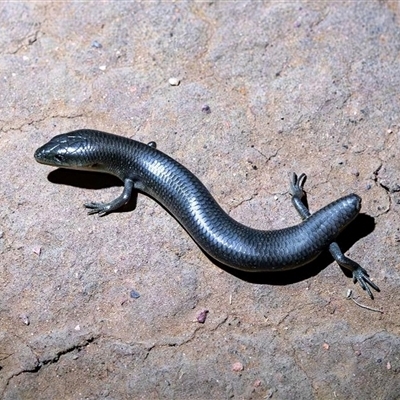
[1,2,399,399]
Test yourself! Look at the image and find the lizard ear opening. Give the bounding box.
[54,154,64,163]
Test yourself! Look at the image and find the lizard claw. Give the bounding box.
[84,202,110,217]
[290,172,307,199]
[352,266,380,299]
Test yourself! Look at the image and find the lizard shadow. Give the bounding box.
[49,168,123,190]
[48,169,138,212]
[48,168,376,286]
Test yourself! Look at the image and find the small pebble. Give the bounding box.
[196,309,209,323]
[130,289,141,299]
[91,40,102,49]
[201,104,211,114]
[99,65,106,71]
[168,77,180,86]
[232,362,244,372]
[20,314,30,326]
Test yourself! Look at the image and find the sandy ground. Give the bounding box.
[1,1,399,399]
